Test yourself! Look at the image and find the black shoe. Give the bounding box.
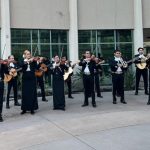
[113,101,117,104]
[20,110,26,115]
[68,96,74,99]
[145,92,149,95]
[120,100,127,104]
[0,115,3,122]
[60,108,65,111]
[135,91,138,95]
[14,102,21,106]
[92,103,96,107]
[6,104,10,109]
[42,98,48,102]
[113,97,117,104]
[81,104,88,107]
[147,101,150,105]
[117,93,120,97]
[97,95,103,98]
[31,110,35,115]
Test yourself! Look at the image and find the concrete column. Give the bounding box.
[134,0,143,55]
[1,0,11,59]
[69,0,79,62]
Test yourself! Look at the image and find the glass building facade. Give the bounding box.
[78,30,133,61]
[11,29,133,60]
[11,29,69,60]
[10,29,133,86]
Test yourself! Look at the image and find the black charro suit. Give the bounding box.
[109,57,128,103]
[134,54,148,94]
[6,62,20,108]
[79,59,96,106]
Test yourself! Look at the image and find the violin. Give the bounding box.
[24,56,40,63]
[0,59,9,65]
[60,60,66,65]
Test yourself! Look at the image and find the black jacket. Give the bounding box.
[109,58,128,73]
[0,64,6,80]
[79,59,96,75]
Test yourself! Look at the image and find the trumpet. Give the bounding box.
[118,58,128,68]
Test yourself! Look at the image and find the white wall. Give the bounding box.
[10,0,69,29]
[78,0,134,29]
[143,0,150,28]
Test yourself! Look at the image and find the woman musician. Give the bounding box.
[49,55,68,111]
[19,50,39,115]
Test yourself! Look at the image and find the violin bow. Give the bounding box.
[33,45,38,57]
[60,46,64,58]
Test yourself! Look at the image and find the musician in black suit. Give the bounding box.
[134,47,148,95]
[36,57,48,102]
[94,57,103,98]
[79,50,96,107]
[0,60,6,122]
[109,50,128,104]
[49,55,68,111]
[6,55,21,109]
[61,56,74,99]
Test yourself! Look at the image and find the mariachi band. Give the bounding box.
[0,47,150,122]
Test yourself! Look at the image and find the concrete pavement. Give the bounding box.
[0,91,150,150]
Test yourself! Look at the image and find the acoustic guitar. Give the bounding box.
[63,67,73,81]
[35,63,51,77]
[4,68,22,82]
[136,55,150,70]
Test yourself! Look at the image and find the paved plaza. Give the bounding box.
[0,91,150,150]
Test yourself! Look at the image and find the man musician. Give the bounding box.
[5,55,21,109]
[79,50,96,107]
[36,56,48,102]
[134,47,148,95]
[61,56,74,99]
[109,50,128,104]
[0,59,6,122]
[91,54,104,98]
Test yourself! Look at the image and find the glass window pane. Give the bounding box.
[32,30,38,43]
[116,30,132,42]
[39,30,50,43]
[78,44,92,59]
[100,44,115,63]
[116,43,133,60]
[51,30,68,43]
[51,31,59,43]
[97,30,114,43]
[11,29,31,43]
[11,44,31,60]
[60,31,68,43]
[78,31,91,43]
[92,30,96,43]
[40,45,50,58]
[32,44,40,56]
[51,44,68,58]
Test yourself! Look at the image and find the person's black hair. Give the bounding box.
[114,49,121,53]
[138,47,144,51]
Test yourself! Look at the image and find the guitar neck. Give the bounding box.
[16,68,22,72]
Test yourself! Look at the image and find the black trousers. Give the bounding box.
[94,74,102,96]
[112,74,124,99]
[135,68,148,92]
[37,76,46,99]
[0,81,4,114]
[66,78,72,97]
[83,74,95,104]
[7,78,18,104]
